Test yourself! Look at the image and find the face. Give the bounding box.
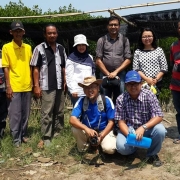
[77,44,87,53]
[177,22,180,37]
[10,29,25,41]
[44,26,58,44]
[125,82,142,99]
[141,31,154,47]
[107,19,120,36]
[83,83,99,101]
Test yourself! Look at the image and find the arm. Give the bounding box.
[65,59,78,97]
[99,120,114,142]
[62,67,66,92]
[136,92,163,140]
[33,67,41,98]
[152,48,168,85]
[109,37,131,78]
[110,59,131,78]
[96,57,110,76]
[70,116,98,137]
[3,67,13,99]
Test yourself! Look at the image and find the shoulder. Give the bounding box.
[74,96,84,108]
[171,40,179,47]
[156,47,163,52]
[105,96,114,109]
[134,49,141,53]
[140,88,156,99]
[3,42,12,48]
[57,43,65,50]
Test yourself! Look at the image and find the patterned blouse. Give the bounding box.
[133,47,168,80]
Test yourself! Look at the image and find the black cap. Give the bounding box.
[10,21,24,31]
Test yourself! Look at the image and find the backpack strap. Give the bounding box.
[83,94,106,113]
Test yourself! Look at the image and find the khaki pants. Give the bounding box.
[41,89,64,139]
[72,127,116,154]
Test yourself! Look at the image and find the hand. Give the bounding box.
[145,77,154,86]
[64,82,67,92]
[6,86,13,99]
[72,93,78,98]
[152,78,158,85]
[33,86,42,98]
[84,127,98,137]
[135,126,145,141]
[108,71,118,78]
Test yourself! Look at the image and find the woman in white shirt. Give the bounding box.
[66,34,95,106]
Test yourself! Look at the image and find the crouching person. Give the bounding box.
[69,76,116,154]
[115,70,166,167]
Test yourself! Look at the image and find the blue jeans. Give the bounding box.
[172,90,180,135]
[101,71,126,105]
[116,123,166,157]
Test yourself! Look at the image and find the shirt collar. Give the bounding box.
[107,33,120,41]
[44,41,58,49]
[127,89,144,102]
[12,40,25,48]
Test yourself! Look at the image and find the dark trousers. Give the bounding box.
[102,71,126,105]
[8,92,31,144]
[0,92,8,139]
[172,90,180,135]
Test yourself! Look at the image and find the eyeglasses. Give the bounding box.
[142,36,153,39]
[126,82,140,87]
[108,24,119,27]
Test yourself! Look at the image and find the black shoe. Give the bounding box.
[145,155,163,167]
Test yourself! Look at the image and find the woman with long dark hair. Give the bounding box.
[133,27,168,91]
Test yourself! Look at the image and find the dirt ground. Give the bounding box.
[1,112,180,180]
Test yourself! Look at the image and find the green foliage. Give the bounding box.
[0,0,99,23]
[159,88,171,105]
[0,109,76,168]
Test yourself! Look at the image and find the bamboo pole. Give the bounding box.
[0,0,179,19]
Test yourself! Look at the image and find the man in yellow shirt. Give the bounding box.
[2,21,32,147]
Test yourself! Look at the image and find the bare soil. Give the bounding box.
[1,112,180,180]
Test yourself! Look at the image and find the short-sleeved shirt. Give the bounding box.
[2,40,32,92]
[30,42,67,90]
[96,33,131,72]
[115,88,163,129]
[133,47,168,80]
[170,40,180,91]
[71,96,115,131]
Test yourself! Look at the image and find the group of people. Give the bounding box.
[0,16,180,168]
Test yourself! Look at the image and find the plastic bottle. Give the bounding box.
[128,126,136,134]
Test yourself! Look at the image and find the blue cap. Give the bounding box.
[125,70,141,83]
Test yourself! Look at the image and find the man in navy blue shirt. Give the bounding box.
[70,76,116,154]
[0,50,7,140]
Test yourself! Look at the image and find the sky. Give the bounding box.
[1,0,180,17]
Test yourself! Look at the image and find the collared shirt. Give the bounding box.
[96,33,131,72]
[71,96,115,131]
[170,39,180,91]
[30,42,67,90]
[133,47,168,80]
[115,88,163,129]
[2,40,32,92]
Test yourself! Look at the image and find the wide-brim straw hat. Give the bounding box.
[78,76,102,88]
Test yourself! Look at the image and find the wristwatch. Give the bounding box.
[142,124,148,131]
